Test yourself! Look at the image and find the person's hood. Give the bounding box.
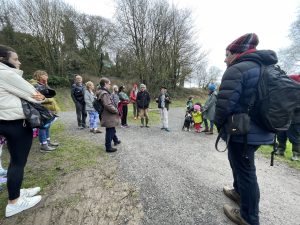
[234,50,278,66]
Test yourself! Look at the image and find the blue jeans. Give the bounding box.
[88,111,99,129]
[39,127,50,144]
[105,127,119,150]
[228,140,260,225]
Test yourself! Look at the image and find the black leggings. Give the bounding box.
[0,120,33,200]
[121,105,128,126]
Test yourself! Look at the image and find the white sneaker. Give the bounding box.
[20,187,41,197]
[5,195,42,217]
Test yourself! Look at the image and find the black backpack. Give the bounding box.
[249,64,300,133]
[93,97,104,118]
[248,63,300,165]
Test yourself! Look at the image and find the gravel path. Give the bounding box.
[60,108,300,225]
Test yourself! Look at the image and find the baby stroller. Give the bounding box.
[182,111,193,131]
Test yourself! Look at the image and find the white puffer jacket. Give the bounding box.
[0,63,42,120]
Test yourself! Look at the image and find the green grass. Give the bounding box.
[259,142,300,170]
[127,104,161,126]
[54,87,75,112]
[0,121,104,218]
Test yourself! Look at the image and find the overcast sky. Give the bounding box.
[64,0,300,72]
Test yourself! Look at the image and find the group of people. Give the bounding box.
[183,83,218,134]
[0,31,299,225]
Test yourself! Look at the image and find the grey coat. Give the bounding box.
[202,91,217,121]
[84,90,96,111]
[99,89,120,128]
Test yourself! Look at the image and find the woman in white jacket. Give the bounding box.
[0,45,45,217]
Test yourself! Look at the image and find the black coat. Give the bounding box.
[137,90,150,109]
[156,93,171,110]
[214,50,277,145]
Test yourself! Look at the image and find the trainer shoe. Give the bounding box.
[40,144,56,153]
[93,129,102,134]
[291,155,299,161]
[5,195,42,217]
[223,186,240,206]
[223,204,250,225]
[47,141,59,147]
[20,187,41,197]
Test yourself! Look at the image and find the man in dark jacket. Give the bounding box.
[156,86,171,131]
[71,75,87,129]
[136,84,151,127]
[215,33,276,225]
[276,75,300,161]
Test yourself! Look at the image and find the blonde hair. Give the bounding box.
[112,85,118,93]
[85,81,94,90]
[33,70,48,81]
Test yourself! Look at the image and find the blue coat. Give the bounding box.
[214,50,277,145]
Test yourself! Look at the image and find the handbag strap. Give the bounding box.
[215,128,231,152]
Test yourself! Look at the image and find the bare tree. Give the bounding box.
[115,0,209,91]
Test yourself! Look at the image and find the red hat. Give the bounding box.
[226,33,259,53]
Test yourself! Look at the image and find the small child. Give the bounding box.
[0,136,7,177]
[84,81,102,134]
[192,104,203,133]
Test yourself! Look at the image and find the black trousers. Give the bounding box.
[0,119,33,200]
[105,127,119,150]
[228,140,260,225]
[121,105,128,126]
[75,101,87,127]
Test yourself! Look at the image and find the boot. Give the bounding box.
[205,127,214,135]
[223,204,250,225]
[40,144,56,153]
[145,118,149,128]
[275,143,286,156]
[140,118,144,127]
[202,126,209,132]
[291,144,300,161]
[223,186,240,206]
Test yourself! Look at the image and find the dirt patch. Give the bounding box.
[1,158,143,225]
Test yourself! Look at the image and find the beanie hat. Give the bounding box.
[194,104,200,111]
[226,33,259,53]
[140,84,146,88]
[208,83,216,91]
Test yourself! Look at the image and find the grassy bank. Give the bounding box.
[0,122,104,218]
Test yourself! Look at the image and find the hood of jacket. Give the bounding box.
[233,50,278,66]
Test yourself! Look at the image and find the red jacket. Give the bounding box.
[289,74,300,83]
[130,90,137,102]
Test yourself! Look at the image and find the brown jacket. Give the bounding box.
[99,88,120,128]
